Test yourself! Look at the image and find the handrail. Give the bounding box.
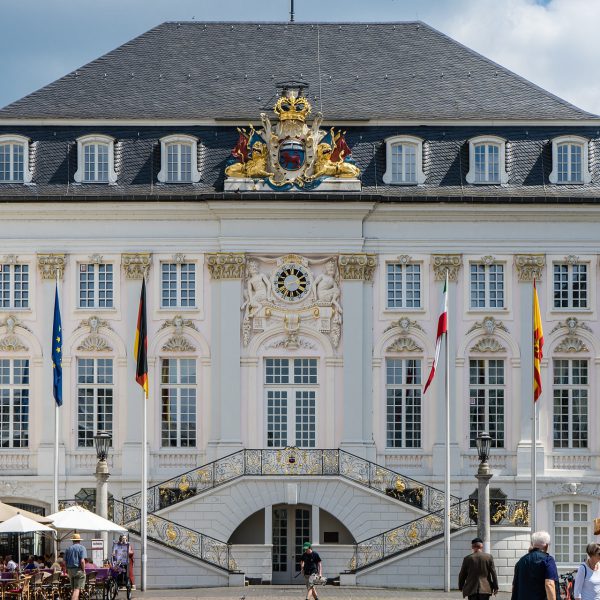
[110,498,238,573]
[347,498,530,572]
[123,447,459,515]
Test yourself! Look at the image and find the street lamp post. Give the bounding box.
[94,431,111,561]
[475,432,493,554]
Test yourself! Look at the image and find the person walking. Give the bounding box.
[511,531,560,600]
[300,542,322,600]
[574,542,600,600]
[64,533,87,600]
[458,536,499,599]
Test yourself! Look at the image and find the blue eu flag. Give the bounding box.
[52,285,62,407]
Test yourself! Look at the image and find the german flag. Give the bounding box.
[134,278,149,398]
[533,279,544,402]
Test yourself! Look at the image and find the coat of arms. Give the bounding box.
[224,83,361,191]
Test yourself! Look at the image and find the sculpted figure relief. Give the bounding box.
[313,260,342,313]
[243,260,273,318]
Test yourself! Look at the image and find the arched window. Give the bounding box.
[160,357,197,447]
[549,136,591,184]
[466,136,508,185]
[382,136,425,185]
[0,135,32,183]
[74,135,117,183]
[157,135,201,183]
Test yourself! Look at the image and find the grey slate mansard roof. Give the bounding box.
[0,21,597,121]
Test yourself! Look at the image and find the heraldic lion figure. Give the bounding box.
[310,143,360,180]
[225,141,274,179]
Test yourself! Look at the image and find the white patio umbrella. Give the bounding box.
[0,513,55,568]
[46,505,127,536]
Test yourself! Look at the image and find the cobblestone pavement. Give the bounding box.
[133,586,511,599]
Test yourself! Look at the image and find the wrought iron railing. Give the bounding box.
[347,498,530,571]
[110,499,237,572]
[123,447,459,515]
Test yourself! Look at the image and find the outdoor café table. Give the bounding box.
[0,573,16,600]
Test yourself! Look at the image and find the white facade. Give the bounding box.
[0,198,598,583]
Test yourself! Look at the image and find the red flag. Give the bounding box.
[423,276,448,394]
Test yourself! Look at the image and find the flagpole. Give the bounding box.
[444,271,450,593]
[141,387,147,591]
[531,280,537,532]
[53,271,60,514]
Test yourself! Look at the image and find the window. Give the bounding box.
[553,263,587,309]
[0,264,29,309]
[157,135,201,183]
[386,262,421,309]
[0,359,29,448]
[77,358,113,447]
[73,135,117,184]
[470,263,504,309]
[386,358,421,448]
[265,358,318,448]
[161,358,196,447]
[549,136,591,184]
[161,262,196,308]
[466,136,508,185]
[554,503,589,563]
[0,135,32,183]
[79,263,113,308]
[382,136,425,185]
[469,359,504,448]
[553,359,587,449]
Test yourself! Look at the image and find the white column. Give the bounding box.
[515,255,546,476]
[338,254,376,460]
[431,255,462,477]
[120,253,152,484]
[311,504,320,546]
[206,253,245,459]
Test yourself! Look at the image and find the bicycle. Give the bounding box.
[559,570,576,600]
[105,563,132,600]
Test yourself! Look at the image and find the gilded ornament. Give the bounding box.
[338,254,376,281]
[38,253,66,280]
[178,475,190,493]
[121,253,151,280]
[514,254,545,282]
[166,523,178,542]
[432,254,462,282]
[207,253,246,280]
[394,477,406,493]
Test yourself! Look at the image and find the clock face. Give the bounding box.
[273,263,311,301]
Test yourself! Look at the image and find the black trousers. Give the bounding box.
[468,595,491,600]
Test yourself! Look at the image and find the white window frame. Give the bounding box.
[157,134,201,183]
[160,261,197,309]
[382,136,426,185]
[264,358,318,448]
[549,135,591,184]
[552,358,588,449]
[160,357,197,448]
[0,135,33,184]
[74,134,117,184]
[554,502,590,564]
[552,261,588,310]
[0,358,30,448]
[466,136,508,185]
[78,262,114,309]
[469,261,505,310]
[0,262,30,309]
[385,261,422,309]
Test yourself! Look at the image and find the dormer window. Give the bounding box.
[466,136,508,185]
[74,135,117,184]
[0,135,32,183]
[382,136,425,185]
[157,135,201,183]
[549,136,591,184]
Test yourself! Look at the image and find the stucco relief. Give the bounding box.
[160,315,198,353]
[75,316,113,352]
[384,317,424,334]
[241,254,342,349]
[538,482,600,499]
[514,254,545,282]
[555,336,588,353]
[467,316,509,336]
[386,336,423,353]
[0,315,30,352]
[471,337,506,353]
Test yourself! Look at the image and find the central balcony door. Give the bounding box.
[272,505,311,584]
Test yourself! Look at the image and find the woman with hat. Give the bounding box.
[300,542,322,600]
[64,533,87,600]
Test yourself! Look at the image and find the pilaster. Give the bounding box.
[338,254,376,459]
[515,254,546,476]
[206,253,246,459]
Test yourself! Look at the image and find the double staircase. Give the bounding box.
[64,448,530,579]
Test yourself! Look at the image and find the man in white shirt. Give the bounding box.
[6,555,17,572]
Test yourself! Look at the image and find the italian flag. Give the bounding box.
[423,275,448,394]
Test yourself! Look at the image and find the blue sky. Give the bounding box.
[1,0,599,114]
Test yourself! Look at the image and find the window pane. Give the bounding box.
[265,359,289,385]
[295,390,316,448]
[469,359,504,448]
[98,264,113,308]
[386,358,422,448]
[293,359,317,385]
[387,263,421,309]
[161,263,177,307]
[267,391,287,447]
[79,264,94,308]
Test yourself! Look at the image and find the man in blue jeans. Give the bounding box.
[511,531,560,600]
[64,533,87,600]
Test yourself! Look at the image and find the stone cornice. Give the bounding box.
[514,254,545,282]
[338,254,376,281]
[432,254,462,282]
[37,253,66,280]
[121,253,151,280]
[206,253,246,280]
